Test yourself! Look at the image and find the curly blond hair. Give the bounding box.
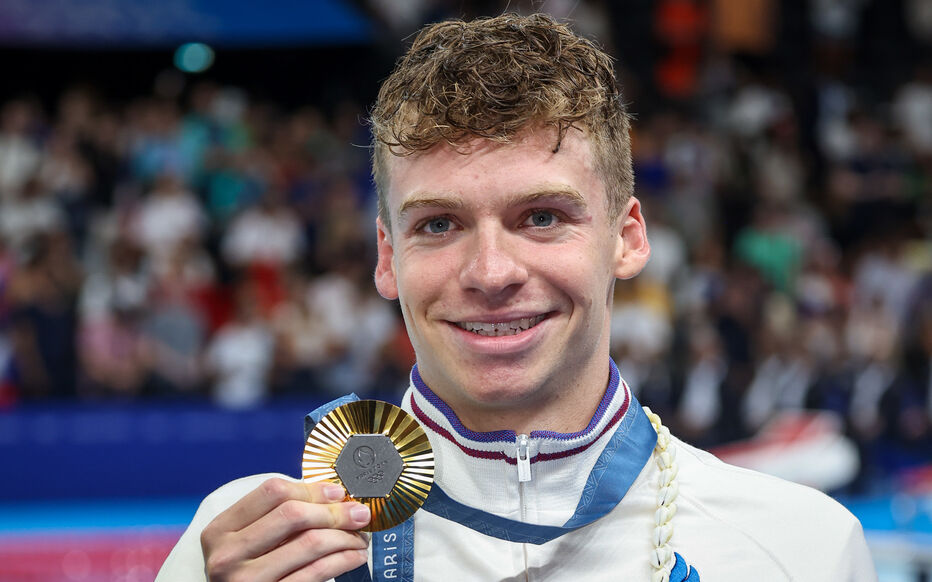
[369,12,634,229]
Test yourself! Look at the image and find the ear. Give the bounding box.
[613,197,651,280]
[374,217,399,299]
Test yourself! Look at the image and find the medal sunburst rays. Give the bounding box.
[302,400,435,532]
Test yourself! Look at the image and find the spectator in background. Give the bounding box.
[310,176,371,270]
[201,88,263,225]
[127,99,185,183]
[130,172,207,269]
[742,294,815,432]
[37,131,94,243]
[178,82,222,189]
[79,237,149,323]
[705,267,765,442]
[0,176,67,255]
[305,248,399,397]
[846,294,900,439]
[78,290,152,398]
[338,263,401,396]
[678,320,729,445]
[221,187,305,269]
[6,231,82,399]
[610,279,674,401]
[140,242,211,396]
[204,279,275,409]
[893,63,932,156]
[852,234,920,328]
[220,184,306,326]
[0,100,42,201]
[80,109,124,212]
[733,202,805,294]
[270,269,333,396]
[77,237,151,397]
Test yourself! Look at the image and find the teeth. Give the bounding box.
[457,315,546,336]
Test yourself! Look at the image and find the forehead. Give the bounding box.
[383,128,604,215]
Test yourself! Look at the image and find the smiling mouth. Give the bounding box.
[455,314,547,337]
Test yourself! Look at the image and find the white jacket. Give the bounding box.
[158,363,876,581]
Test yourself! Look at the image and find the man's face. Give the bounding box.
[375,128,649,429]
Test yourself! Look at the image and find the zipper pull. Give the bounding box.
[516,433,531,482]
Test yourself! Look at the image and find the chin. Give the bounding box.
[422,355,551,406]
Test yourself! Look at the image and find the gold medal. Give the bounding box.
[302,400,434,531]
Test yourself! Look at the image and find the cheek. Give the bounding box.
[395,250,460,310]
[540,246,615,308]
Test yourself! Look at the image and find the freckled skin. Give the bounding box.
[374,128,650,434]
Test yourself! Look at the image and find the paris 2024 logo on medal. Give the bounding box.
[303,400,434,532]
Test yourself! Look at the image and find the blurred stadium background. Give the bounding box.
[0,0,930,580]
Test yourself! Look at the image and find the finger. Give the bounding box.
[279,548,370,582]
[244,529,369,582]
[233,500,371,559]
[209,478,346,534]
[203,511,369,581]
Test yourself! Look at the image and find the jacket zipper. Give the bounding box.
[517,433,531,580]
[517,433,532,483]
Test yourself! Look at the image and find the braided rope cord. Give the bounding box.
[644,407,679,582]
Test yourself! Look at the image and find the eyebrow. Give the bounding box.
[396,186,588,221]
[397,195,464,220]
[506,187,588,210]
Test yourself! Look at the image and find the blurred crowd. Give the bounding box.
[0,0,930,493]
[0,85,414,410]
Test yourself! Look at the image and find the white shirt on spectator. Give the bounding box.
[0,195,65,250]
[221,203,304,267]
[0,134,41,201]
[132,186,206,262]
[205,321,274,409]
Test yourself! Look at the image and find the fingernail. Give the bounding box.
[350,504,371,523]
[357,549,369,560]
[323,484,345,501]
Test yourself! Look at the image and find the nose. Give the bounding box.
[458,226,528,297]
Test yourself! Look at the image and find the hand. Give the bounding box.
[201,477,371,581]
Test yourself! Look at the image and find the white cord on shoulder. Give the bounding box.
[644,407,678,582]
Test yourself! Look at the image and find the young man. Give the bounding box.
[158,13,876,581]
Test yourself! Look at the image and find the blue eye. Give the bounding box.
[424,218,452,233]
[527,211,555,227]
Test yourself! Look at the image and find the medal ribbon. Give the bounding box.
[309,385,657,581]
